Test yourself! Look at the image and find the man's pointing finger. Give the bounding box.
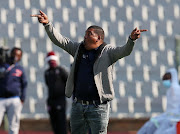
[30,14,40,17]
[140,29,148,32]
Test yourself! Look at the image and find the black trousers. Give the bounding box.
[48,106,67,134]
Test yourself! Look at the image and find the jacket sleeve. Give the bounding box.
[44,70,48,86]
[44,22,79,57]
[60,66,69,83]
[20,68,28,102]
[108,36,135,64]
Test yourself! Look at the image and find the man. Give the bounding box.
[0,47,27,134]
[44,51,68,134]
[138,68,180,134]
[31,10,147,134]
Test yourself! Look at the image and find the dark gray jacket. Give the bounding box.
[44,22,135,103]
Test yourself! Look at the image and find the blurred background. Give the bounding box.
[0,0,180,133]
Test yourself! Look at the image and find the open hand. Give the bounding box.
[130,27,148,40]
[31,10,49,24]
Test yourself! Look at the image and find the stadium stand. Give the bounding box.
[0,0,179,132]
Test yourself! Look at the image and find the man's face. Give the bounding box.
[162,72,171,88]
[48,60,57,68]
[11,49,22,63]
[84,28,100,50]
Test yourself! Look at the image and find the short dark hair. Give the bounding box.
[162,72,171,80]
[87,25,105,40]
[11,47,23,55]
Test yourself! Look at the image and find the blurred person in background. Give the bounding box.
[31,10,147,134]
[138,68,180,134]
[0,47,27,134]
[44,51,69,134]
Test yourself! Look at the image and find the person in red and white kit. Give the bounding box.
[44,51,69,134]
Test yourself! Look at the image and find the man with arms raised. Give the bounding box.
[31,10,147,134]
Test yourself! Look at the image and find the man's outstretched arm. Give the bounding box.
[109,27,148,64]
[31,10,79,56]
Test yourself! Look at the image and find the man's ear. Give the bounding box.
[98,35,101,40]
[95,36,100,42]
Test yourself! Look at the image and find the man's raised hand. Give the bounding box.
[130,27,148,40]
[31,10,49,24]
